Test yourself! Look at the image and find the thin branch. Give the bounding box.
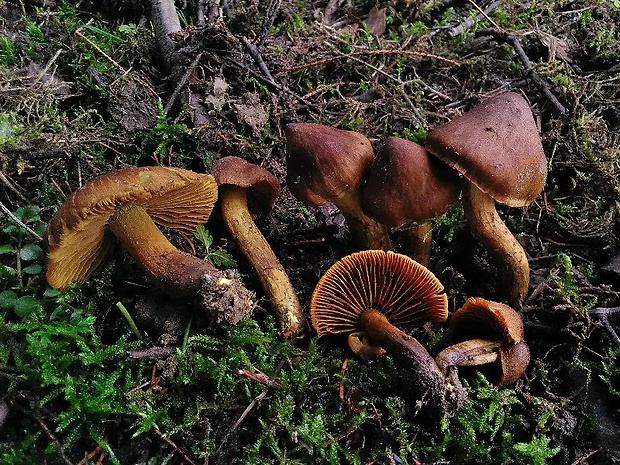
[0,200,43,241]
[164,52,203,113]
[240,36,276,84]
[477,29,567,114]
[276,49,461,75]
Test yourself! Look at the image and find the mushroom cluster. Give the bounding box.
[286,92,546,307]
[42,91,542,416]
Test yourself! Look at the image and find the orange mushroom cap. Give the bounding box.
[310,250,448,337]
[211,156,280,216]
[426,92,546,207]
[45,166,217,289]
[361,136,460,227]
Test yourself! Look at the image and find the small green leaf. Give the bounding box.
[19,243,43,261]
[22,263,43,274]
[0,289,18,309]
[13,296,43,317]
[0,244,15,254]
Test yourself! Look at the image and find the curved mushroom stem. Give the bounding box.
[219,185,306,343]
[108,205,219,294]
[333,191,392,251]
[359,309,466,414]
[436,339,501,374]
[462,182,530,307]
[403,222,433,267]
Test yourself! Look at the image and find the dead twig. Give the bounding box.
[164,52,203,114]
[240,36,276,84]
[0,171,28,202]
[476,28,567,114]
[154,429,196,465]
[0,200,43,241]
[446,0,503,37]
[590,307,620,344]
[276,49,461,75]
[12,403,74,465]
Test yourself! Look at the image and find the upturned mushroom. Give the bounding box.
[361,136,461,266]
[285,123,391,251]
[211,156,306,343]
[436,297,530,387]
[426,92,547,307]
[45,166,254,324]
[311,250,466,413]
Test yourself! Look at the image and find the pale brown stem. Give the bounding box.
[435,339,501,374]
[220,186,306,343]
[462,182,530,307]
[333,190,392,251]
[108,205,218,294]
[403,222,433,267]
[359,309,466,414]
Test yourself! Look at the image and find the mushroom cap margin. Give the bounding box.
[310,250,448,337]
[45,166,218,289]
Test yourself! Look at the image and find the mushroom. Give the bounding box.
[311,250,466,413]
[211,156,306,343]
[361,136,461,266]
[436,297,530,387]
[425,92,547,307]
[285,123,391,251]
[45,166,254,324]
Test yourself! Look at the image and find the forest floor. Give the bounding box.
[1,0,620,464]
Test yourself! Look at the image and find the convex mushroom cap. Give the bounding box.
[426,92,546,207]
[361,136,460,265]
[285,123,391,251]
[436,297,530,386]
[426,92,547,306]
[212,156,306,343]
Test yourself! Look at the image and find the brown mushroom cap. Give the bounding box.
[426,92,546,207]
[361,137,461,227]
[447,297,529,386]
[449,297,524,344]
[211,156,280,216]
[45,166,218,289]
[310,250,448,337]
[285,123,374,206]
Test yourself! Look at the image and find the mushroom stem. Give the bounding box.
[403,223,433,267]
[333,190,392,251]
[108,205,217,294]
[219,185,306,343]
[359,309,465,413]
[435,339,502,374]
[462,182,530,307]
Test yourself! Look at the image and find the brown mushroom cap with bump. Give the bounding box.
[285,123,374,206]
[45,166,218,290]
[211,156,280,217]
[361,137,461,227]
[311,250,448,337]
[426,92,546,207]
